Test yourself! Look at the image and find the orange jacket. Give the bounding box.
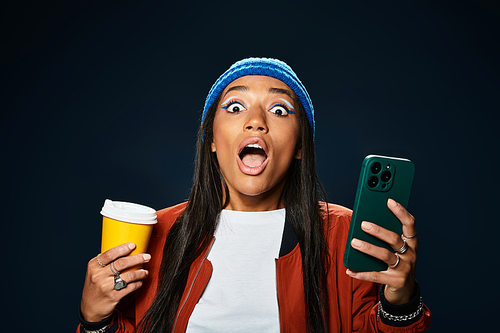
[79,202,431,332]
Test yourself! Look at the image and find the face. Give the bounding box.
[211,75,302,211]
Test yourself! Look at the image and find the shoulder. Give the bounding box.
[319,202,352,240]
[320,201,352,223]
[156,201,188,222]
[153,201,188,238]
[146,202,187,262]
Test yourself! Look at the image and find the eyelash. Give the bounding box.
[221,101,294,116]
[221,100,245,113]
[269,103,293,116]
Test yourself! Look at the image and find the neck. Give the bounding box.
[223,185,285,212]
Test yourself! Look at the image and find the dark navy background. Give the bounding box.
[1,1,498,331]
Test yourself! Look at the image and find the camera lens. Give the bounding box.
[370,162,381,174]
[368,176,379,188]
[381,170,392,182]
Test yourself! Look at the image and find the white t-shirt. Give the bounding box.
[186,209,286,333]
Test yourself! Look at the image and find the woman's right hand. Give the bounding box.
[80,243,151,322]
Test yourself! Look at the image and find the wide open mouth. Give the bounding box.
[239,143,268,168]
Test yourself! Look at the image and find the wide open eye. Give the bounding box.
[269,104,290,116]
[222,101,246,113]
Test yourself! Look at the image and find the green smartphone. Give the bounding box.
[343,155,415,272]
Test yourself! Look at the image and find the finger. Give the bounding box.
[361,221,406,252]
[351,238,399,266]
[98,243,137,266]
[387,199,417,241]
[346,269,384,283]
[346,268,408,291]
[109,269,149,298]
[96,277,146,303]
[120,268,149,285]
[113,279,145,297]
[113,253,152,272]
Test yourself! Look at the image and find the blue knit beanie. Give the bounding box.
[202,57,315,138]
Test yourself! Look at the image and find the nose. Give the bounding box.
[244,108,268,133]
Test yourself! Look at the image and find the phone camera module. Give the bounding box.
[368,176,379,188]
[370,162,382,174]
[381,170,392,182]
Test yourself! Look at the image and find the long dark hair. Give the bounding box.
[137,93,330,333]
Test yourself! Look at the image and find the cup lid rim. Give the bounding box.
[100,199,157,224]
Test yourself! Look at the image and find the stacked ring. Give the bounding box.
[395,239,408,254]
[110,262,119,275]
[110,262,127,291]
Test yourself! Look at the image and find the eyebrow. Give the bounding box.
[223,85,248,97]
[268,87,293,99]
[223,85,294,99]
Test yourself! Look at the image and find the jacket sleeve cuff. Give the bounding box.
[378,282,423,327]
[78,308,118,333]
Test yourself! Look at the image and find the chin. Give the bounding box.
[237,178,284,198]
[239,186,270,197]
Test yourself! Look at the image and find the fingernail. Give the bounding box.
[388,198,397,208]
[128,243,136,250]
[346,269,355,276]
[361,221,372,230]
[143,253,151,262]
[351,239,362,248]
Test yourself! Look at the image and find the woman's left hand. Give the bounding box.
[346,198,417,305]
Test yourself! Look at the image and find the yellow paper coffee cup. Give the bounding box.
[100,199,157,257]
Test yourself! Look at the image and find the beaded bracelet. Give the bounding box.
[378,297,424,322]
[82,324,111,333]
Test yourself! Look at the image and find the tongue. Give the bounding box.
[241,153,266,167]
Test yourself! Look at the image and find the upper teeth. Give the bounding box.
[246,144,263,149]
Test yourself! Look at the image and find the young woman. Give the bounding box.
[78,58,431,333]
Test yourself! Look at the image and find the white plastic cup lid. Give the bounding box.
[100,199,157,224]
